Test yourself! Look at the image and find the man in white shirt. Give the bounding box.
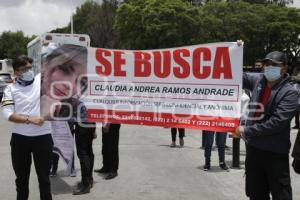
[2,55,53,200]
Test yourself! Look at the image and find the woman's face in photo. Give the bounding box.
[46,68,78,100]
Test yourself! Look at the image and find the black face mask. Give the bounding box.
[16,77,34,86]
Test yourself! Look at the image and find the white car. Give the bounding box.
[0,73,13,101]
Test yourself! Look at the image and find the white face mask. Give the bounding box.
[20,69,34,82]
[264,66,281,82]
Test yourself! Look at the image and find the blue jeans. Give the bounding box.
[203,131,227,164]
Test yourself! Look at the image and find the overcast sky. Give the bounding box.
[0,0,299,37]
[0,0,87,36]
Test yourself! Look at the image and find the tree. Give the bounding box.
[72,0,101,35]
[186,0,205,5]
[115,0,300,68]
[88,0,120,48]
[186,0,294,6]
[53,0,120,48]
[0,31,34,60]
[199,1,269,65]
[115,0,202,49]
[261,5,300,70]
[50,26,70,34]
[200,1,300,67]
[242,0,293,6]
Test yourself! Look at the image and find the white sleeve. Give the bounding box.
[1,85,14,120]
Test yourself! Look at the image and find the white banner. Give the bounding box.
[84,42,243,131]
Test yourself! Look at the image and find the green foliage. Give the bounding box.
[87,0,119,47]
[57,0,119,48]
[115,0,202,49]
[72,0,102,34]
[199,1,268,64]
[1,0,298,68]
[115,0,300,68]
[201,1,300,66]
[242,0,293,6]
[50,26,70,34]
[185,0,294,6]
[0,31,34,60]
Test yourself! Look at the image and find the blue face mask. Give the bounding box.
[20,69,34,82]
[264,66,281,82]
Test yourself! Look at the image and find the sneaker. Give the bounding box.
[219,163,230,171]
[203,164,211,171]
[170,142,176,148]
[179,138,184,148]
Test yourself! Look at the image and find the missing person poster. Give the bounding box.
[51,121,74,174]
[84,42,243,132]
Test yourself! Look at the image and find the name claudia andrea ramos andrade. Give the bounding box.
[93,84,235,96]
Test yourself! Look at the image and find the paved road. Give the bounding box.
[0,116,299,200]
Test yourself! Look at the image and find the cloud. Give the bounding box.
[294,0,300,8]
[42,0,86,7]
[0,0,25,7]
[0,0,86,36]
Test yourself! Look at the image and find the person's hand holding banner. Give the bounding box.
[233,126,249,143]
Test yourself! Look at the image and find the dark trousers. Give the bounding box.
[203,131,227,163]
[51,153,59,173]
[295,111,299,128]
[102,124,120,172]
[171,128,185,142]
[245,145,292,200]
[51,152,75,173]
[10,133,53,200]
[75,123,95,186]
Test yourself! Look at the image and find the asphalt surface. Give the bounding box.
[0,115,299,200]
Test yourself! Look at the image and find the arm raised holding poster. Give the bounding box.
[233,50,298,200]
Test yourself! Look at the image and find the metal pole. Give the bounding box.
[201,131,205,149]
[71,12,74,34]
[70,0,74,34]
[231,137,241,168]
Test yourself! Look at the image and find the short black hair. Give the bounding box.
[13,55,32,71]
[27,57,33,64]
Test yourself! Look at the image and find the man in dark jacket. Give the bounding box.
[233,51,299,200]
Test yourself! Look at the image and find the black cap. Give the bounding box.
[261,51,287,65]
